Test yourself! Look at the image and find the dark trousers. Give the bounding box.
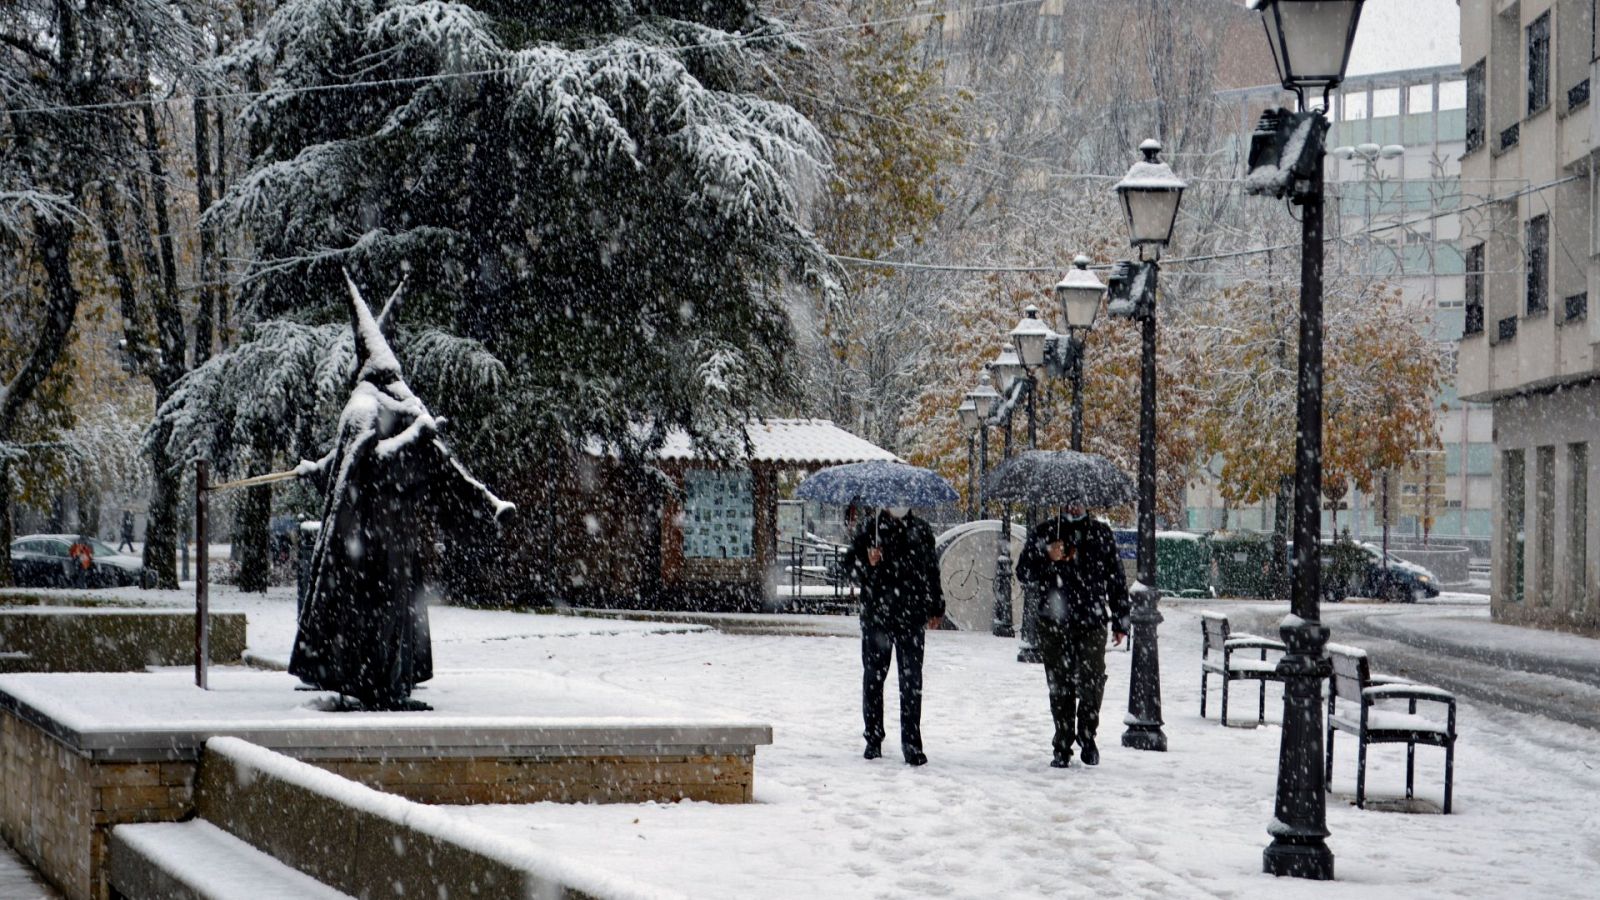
[1037,619,1108,756]
[862,626,925,754]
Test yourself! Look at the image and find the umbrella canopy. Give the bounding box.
[980,450,1135,508]
[796,460,959,507]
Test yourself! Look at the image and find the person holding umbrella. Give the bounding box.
[841,504,944,765]
[1016,498,1129,768]
[797,461,956,766]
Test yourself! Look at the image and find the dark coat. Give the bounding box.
[842,511,944,634]
[1016,516,1130,630]
[288,278,513,707]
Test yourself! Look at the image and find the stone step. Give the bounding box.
[108,821,353,900]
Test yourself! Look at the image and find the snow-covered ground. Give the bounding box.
[5,586,1596,898]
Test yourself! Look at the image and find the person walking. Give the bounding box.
[842,505,944,765]
[118,510,136,553]
[1016,500,1129,768]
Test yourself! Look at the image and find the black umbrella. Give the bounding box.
[980,450,1135,508]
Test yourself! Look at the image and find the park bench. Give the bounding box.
[1325,643,1457,813]
[1199,611,1286,726]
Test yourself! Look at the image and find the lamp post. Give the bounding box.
[957,399,980,521]
[969,381,999,521]
[1245,0,1367,881]
[1111,138,1185,753]
[988,347,1025,638]
[1055,255,1105,452]
[1009,309,1050,663]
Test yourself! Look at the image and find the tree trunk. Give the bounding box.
[235,451,273,592]
[193,95,216,365]
[0,214,85,586]
[135,83,189,590]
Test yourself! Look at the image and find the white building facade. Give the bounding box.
[1456,0,1600,631]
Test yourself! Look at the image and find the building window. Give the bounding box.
[681,469,754,559]
[1529,12,1551,114]
[1504,449,1527,604]
[1527,215,1549,315]
[1537,446,1556,605]
[1570,443,1589,611]
[1465,243,1485,334]
[1565,292,1588,323]
[1466,59,1486,153]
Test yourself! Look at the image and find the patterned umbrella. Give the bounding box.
[980,450,1135,508]
[796,460,959,507]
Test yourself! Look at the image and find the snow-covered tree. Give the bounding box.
[212,0,832,470]
[0,0,206,585]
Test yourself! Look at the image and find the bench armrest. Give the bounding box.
[1224,638,1286,652]
[1364,684,1455,704]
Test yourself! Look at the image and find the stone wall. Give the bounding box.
[0,709,195,900]
[321,750,755,804]
[0,611,246,673]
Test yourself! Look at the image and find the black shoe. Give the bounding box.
[904,749,927,766]
[1050,751,1071,768]
[864,743,882,760]
[1079,739,1100,766]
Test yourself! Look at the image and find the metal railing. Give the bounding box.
[778,537,855,613]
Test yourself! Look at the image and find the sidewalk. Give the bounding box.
[1349,606,1600,687]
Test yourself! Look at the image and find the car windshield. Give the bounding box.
[87,539,119,555]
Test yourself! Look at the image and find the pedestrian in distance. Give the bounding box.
[841,505,944,765]
[68,533,95,588]
[1016,500,1130,768]
[118,510,136,553]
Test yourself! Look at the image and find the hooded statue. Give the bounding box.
[288,272,515,709]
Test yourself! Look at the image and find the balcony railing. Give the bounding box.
[1570,79,1591,110]
[1564,292,1588,323]
[1499,122,1520,151]
[1497,315,1518,343]
[1465,304,1485,336]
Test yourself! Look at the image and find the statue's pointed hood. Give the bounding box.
[344,270,404,385]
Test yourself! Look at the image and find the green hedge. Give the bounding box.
[1209,534,1280,599]
[1155,534,1212,598]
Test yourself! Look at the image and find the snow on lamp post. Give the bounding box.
[1112,139,1185,754]
[1246,0,1367,882]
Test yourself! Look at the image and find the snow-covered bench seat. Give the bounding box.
[1199,611,1286,726]
[1325,643,1457,813]
[107,820,354,900]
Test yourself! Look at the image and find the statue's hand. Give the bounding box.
[494,503,519,532]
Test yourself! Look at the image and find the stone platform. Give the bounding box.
[0,668,771,900]
[0,608,246,673]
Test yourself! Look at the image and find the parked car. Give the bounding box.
[1352,542,1440,603]
[8,534,144,588]
[1291,539,1440,603]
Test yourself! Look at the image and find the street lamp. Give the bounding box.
[1112,139,1185,754]
[988,346,1025,639]
[967,381,999,520]
[1008,309,1051,663]
[957,399,981,521]
[1055,255,1104,452]
[1246,0,1367,882]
